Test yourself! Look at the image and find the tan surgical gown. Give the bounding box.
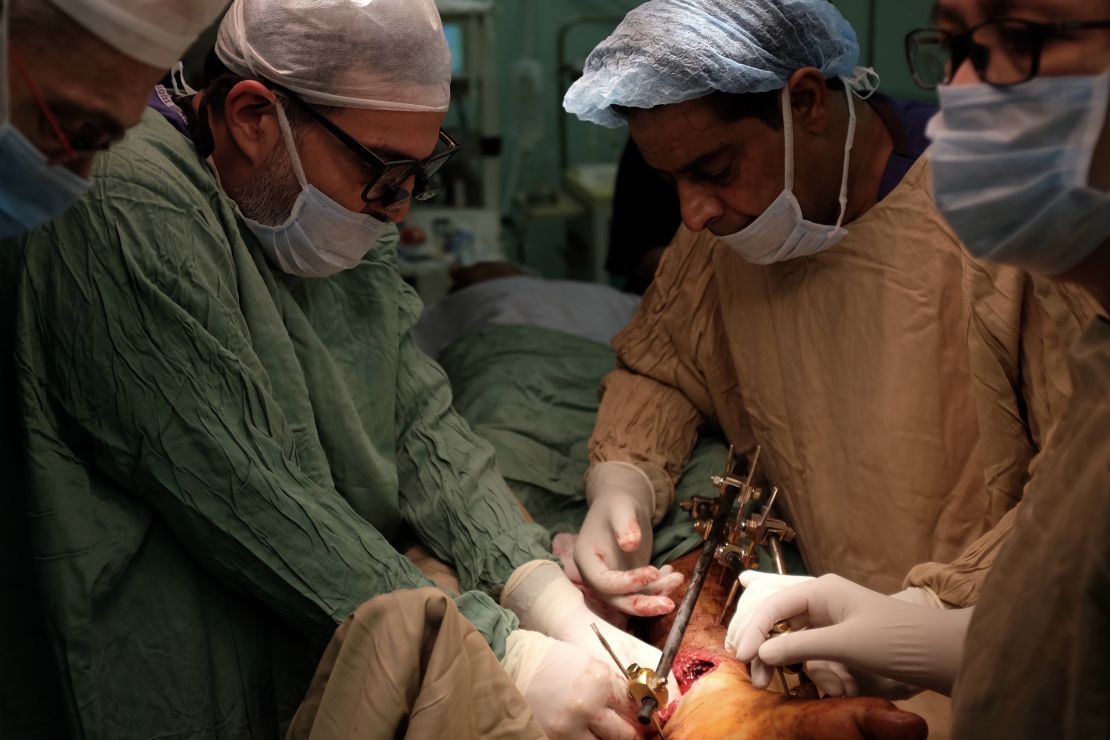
[951,315,1110,739]
[589,156,1096,603]
[288,588,544,740]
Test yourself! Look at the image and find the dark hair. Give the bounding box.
[198,48,335,129]
[187,47,343,159]
[615,77,845,131]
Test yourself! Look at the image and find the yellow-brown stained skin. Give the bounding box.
[634,551,927,740]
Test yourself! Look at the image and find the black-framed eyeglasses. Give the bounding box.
[274,86,460,208]
[905,17,1110,90]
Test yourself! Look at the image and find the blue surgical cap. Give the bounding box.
[564,0,861,128]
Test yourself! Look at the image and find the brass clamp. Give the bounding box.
[592,624,669,735]
[767,621,820,700]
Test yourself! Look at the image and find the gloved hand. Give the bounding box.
[574,462,683,616]
[502,629,637,740]
[502,560,681,704]
[724,571,859,697]
[731,573,974,696]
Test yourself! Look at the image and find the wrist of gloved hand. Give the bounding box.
[502,629,636,740]
[727,573,949,698]
[502,560,680,701]
[501,629,558,694]
[586,461,661,523]
[734,574,974,696]
[588,460,676,528]
[890,586,945,609]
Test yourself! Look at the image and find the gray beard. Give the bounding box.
[234,145,302,227]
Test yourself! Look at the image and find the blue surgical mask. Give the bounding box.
[0,3,93,239]
[927,71,1110,276]
[238,103,392,278]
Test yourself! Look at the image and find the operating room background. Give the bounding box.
[180,0,936,286]
[491,0,936,281]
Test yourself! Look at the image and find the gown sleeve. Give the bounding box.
[904,263,1098,605]
[588,228,722,519]
[15,157,519,652]
[393,329,555,646]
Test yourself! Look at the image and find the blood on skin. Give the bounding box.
[656,650,723,727]
[626,595,656,613]
[673,650,722,695]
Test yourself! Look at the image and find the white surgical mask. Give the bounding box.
[718,73,869,265]
[0,1,92,240]
[927,71,1110,276]
[240,103,392,278]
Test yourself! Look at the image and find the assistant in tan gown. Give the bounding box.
[590,156,1096,604]
[951,316,1110,739]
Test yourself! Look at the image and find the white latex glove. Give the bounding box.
[574,462,683,616]
[731,573,974,696]
[502,560,681,704]
[502,629,637,740]
[724,571,859,697]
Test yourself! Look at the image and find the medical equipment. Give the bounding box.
[676,448,798,623]
[592,446,816,728]
[593,446,763,729]
[684,447,814,700]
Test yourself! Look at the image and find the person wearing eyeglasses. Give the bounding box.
[731,1,1110,736]
[0,0,684,737]
[563,0,1093,699]
[1,0,227,238]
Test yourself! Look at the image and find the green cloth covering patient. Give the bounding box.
[440,324,805,573]
[0,110,552,739]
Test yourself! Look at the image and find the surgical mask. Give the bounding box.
[0,3,92,239]
[718,72,869,265]
[239,103,392,278]
[927,71,1110,276]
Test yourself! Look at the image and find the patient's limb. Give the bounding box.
[665,658,928,740]
[629,552,927,740]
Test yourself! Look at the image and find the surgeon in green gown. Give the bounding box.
[0,0,612,736]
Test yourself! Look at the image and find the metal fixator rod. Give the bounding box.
[638,447,755,725]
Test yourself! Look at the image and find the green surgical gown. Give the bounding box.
[0,110,551,739]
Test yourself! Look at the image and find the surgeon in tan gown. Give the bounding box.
[730,0,1110,737]
[563,0,1093,616]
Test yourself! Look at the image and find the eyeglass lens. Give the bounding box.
[910,19,1039,88]
[362,138,456,204]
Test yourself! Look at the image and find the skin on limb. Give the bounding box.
[664,659,928,740]
[631,551,927,740]
[936,0,1110,310]
[202,80,445,224]
[625,67,893,237]
[8,17,165,178]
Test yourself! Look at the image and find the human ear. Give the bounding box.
[221,80,284,167]
[785,67,832,136]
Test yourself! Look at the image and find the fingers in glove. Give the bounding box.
[803,659,858,697]
[637,568,684,596]
[731,580,822,662]
[606,496,644,553]
[608,592,675,617]
[587,709,639,740]
[577,556,663,596]
[757,624,852,668]
[552,532,578,559]
[750,656,775,689]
